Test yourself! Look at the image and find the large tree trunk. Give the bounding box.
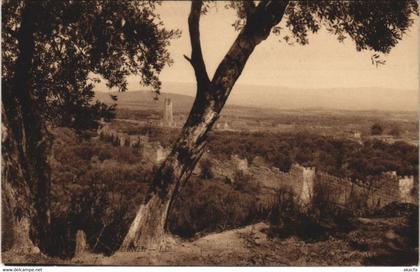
[1,109,39,254]
[121,0,289,251]
[1,0,52,254]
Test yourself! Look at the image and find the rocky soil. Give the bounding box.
[2,214,418,266]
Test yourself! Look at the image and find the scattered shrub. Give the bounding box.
[199,158,214,179]
[370,123,383,135]
[372,202,418,218]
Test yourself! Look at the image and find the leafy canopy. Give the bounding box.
[2,0,179,131]
[226,0,418,54]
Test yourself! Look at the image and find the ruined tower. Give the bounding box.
[163,98,173,127]
[300,166,316,205]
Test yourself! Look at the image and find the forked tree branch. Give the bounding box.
[211,0,289,103]
[242,0,257,18]
[186,0,210,89]
[245,0,289,42]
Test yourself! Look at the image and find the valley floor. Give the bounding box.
[2,215,418,266]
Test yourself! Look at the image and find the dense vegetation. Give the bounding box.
[49,128,271,256]
[207,131,418,179]
[168,174,269,238]
[113,107,419,141]
[47,125,417,258]
[106,120,418,180]
[50,128,152,256]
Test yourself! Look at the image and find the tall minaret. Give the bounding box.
[163,98,173,127]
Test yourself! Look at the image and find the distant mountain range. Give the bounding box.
[94,89,195,114]
[95,81,418,112]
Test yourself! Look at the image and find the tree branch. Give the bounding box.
[245,0,289,43]
[211,0,289,103]
[183,54,192,65]
[242,0,257,18]
[187,0,210,89]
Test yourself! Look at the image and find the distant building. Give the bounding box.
[353,131,361,139]
[162,98,173,127]
[399,175,415,203]
[351,130,362,144]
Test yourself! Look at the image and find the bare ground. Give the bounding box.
[2,216,418,266]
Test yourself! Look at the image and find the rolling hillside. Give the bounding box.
[95,82,418,112]
[94,90,195,114]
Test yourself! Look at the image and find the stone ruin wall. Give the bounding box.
[315,172,396,211]
[231,155,418,211]
[97,124,170,164]
[247,164,311,205]
[97,124,151,148]
[96,124,418,211]
[289,168,417,211]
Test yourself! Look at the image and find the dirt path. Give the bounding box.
[2,217,417,266]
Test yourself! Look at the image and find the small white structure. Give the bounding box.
[156,144,170,163]
[231,155,248,172]
[399,176,414,203]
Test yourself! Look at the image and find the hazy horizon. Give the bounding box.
[95,81,418,112]
[94,1,419,112]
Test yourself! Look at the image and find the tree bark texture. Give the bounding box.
[2,0,52,253]
[1,109,39,254]
[121,0,289,251]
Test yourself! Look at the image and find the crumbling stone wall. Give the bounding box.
[250,162,417,211]
[315,173,375,211]
[312,171,417,211]
[248,164,312,204]
[97,124,169,164]
[96,124,418,211]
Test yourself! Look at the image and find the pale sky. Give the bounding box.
[121,1,419,91]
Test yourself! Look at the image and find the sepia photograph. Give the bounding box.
[1,0,419,268]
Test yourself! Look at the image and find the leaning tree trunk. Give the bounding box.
[120,0,289,251]
[120,93,221,250]
[1,0,52,254]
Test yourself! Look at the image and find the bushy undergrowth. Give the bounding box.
[363,203,419,266]
[208,131,418,179]
[49,128,274,256]
[47,127,417,259]
[49,128,153,257]
[199,158,214,179]
[167,176,270,238]
[267,187,356,242]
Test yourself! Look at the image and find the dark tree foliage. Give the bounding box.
[2,0,179,131]
[1,0,178,254]
[371,123,384,135]
[208,131,418,179]
[228,0,418,54]
[389,126,401,137]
